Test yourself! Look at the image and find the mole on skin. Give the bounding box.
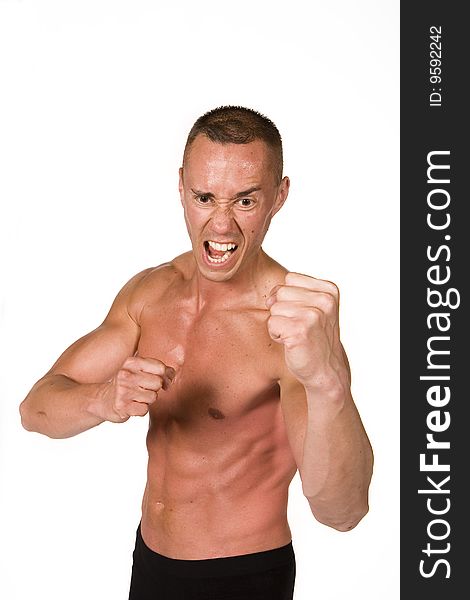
[208,407,225,420]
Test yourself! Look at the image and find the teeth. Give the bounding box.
[208,241,237,252]
[207,250,233,264]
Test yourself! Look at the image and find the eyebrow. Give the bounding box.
[234,187,261,198]
[191,187,261,199]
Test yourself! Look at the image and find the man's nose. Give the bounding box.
[210,205,235,233]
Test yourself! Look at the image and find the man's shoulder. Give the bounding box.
[123,253,192,315]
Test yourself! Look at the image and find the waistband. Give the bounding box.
[135,522,295,578]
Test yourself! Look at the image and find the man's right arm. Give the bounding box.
[19,269,174,439]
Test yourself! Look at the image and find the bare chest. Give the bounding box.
[137,301,283,424]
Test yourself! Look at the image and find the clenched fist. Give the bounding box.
[266,272,348,390]
[98,356,175,422]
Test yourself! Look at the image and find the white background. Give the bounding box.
[0,1,399,599]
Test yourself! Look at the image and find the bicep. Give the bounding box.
[47,321,139,384]
[45,271,148,384]
[279,375,308,470]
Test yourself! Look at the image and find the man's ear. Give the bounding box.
[272,176,290,217]
[178,167,184,206]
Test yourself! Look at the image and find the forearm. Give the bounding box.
[19,374,107,439]
[299,381,373,531]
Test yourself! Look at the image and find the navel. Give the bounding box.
[208,407,225,420]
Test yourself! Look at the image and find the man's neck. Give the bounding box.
[187,249,270,311]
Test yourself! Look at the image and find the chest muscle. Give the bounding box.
[137,303,281,423]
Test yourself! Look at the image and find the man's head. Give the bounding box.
[183,106,284,185]
[179,106,289,283]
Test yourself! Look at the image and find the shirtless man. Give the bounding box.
[20,106,373,600]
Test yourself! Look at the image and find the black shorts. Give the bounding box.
[128,522,296,600]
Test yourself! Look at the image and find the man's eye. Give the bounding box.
[237,198,254,208]
[196,195,211,204]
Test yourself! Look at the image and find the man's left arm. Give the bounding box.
[267,272,374,532]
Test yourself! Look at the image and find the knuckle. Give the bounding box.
[267,317,281,338]
[322,293,336,311]
[128,402,147,417]
[113,396,127,413]
[294,321,308,338]
[155,363,166,376]
[327,280,340,297]
[126,406,138,417]
[285,272,299,285]
[269,302,280,315]
[137,404,149,417]
[146,390,159,404]
[116,370,126,384]
[146,374,163,391]
[267,314,277,328]
[144,359,164,376]
[116,369,132,384]
[306,307,322,325]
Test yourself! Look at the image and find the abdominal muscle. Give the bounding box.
[139,394,297,560]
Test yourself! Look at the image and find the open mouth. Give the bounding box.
[203,240,239,266]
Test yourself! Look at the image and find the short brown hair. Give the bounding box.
[183,106,283,183]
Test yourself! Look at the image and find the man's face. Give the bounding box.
[179,135,289,283]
